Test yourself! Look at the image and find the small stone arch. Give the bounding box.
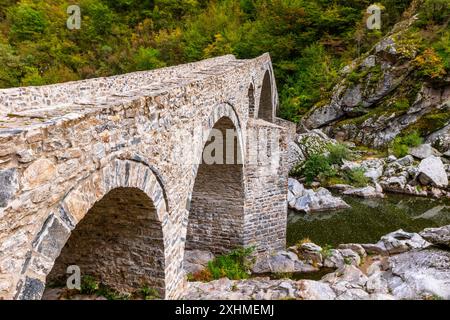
[184,103,245,257]
[257,70,274,123]
[17,159,169,300]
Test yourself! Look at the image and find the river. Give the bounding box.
[287,194,450,247]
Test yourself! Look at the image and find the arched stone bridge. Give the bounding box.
[0,54,294,300]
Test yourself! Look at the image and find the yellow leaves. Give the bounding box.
[414,48,447,79]
[202,33,233,59]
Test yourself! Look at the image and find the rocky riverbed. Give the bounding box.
[184,225,450,300]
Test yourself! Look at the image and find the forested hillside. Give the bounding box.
[0,0,448,123]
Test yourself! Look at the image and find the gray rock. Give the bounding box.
[338,244,367,258]
[419,225,450,249]
[323,249,345,268]
[299,243,323,265]
[293,187,350,213]
[336,288,370,300]
[409,144,441,160]
[366,293,396,300]
[339,249,361,266]
[343,186,384,198]
[387,155,397,163]
[361,243,388,255]
[297,280,336,300]
[0,168,18,208]
[417,156,448,188]
[387,248,450,300]
[184,262,205,275]
[184,250,214,265]
[322,265,368,288]
[288,178,304,197]
[395,155,414,167]
[252,251,318,274]
[366,271,389,294]
[378,229,430,254]
[287,190,296,207]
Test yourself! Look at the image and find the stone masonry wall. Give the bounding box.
[0,53,291,300]
[47,187,165,297]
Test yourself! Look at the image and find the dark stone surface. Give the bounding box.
[0,168,18,208]
[36,216,71,260]
[18,277,45,300]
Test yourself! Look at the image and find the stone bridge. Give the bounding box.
[0,54,293,300]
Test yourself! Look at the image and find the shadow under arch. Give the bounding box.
[20,159,169,300]
[257,70,274,123]
[185,107,245,256]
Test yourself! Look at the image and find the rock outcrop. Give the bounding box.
[417,156,448,188]
[301,16,450,149]
[288,178,350,213]
[419,225,450,249]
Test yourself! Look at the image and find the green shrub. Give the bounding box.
[302,154,334,184]
[80,275,99,295]
[8,3,48,41]
[131,47,167,71]
[207,247,254,281]
[347,168,369,187]
[391,131,423,157]
[139,286,160,300]
[419,0,450,25]
[326,143,353,165]
[402,131,423,147]
[392,141,409,158]
[393,98,410,111]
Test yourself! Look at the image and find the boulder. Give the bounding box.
[377,229,430,254]
[287,190,296,207]
[361,243,388,255]
[184,250,215,275]
[288,178,304,197]
[298,243,323,265]
[338,244,367,258]
[297,280,336,300]
[184,250,215,266]
[360,159,385,182]
[322,265,368,288]
[323,249,345,269]
[339,249,361,266]
[293,187,350,213]
[395,155,414,167]
[251,251,318,274]
[386,155,397,163]
[409,144,441,160]
[419,225,450,249]
[343,186,384,198]
[417,156,448,188]
[366,271,389,294]
[387,248,450,300]
[184,262,206,275]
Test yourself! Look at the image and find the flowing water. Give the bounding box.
[287,194,450,247]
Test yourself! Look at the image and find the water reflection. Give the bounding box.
[287,194,450,247]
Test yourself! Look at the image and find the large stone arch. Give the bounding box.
[16,159,170,300]
[257,70,275,123]
[184,103,246,256]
